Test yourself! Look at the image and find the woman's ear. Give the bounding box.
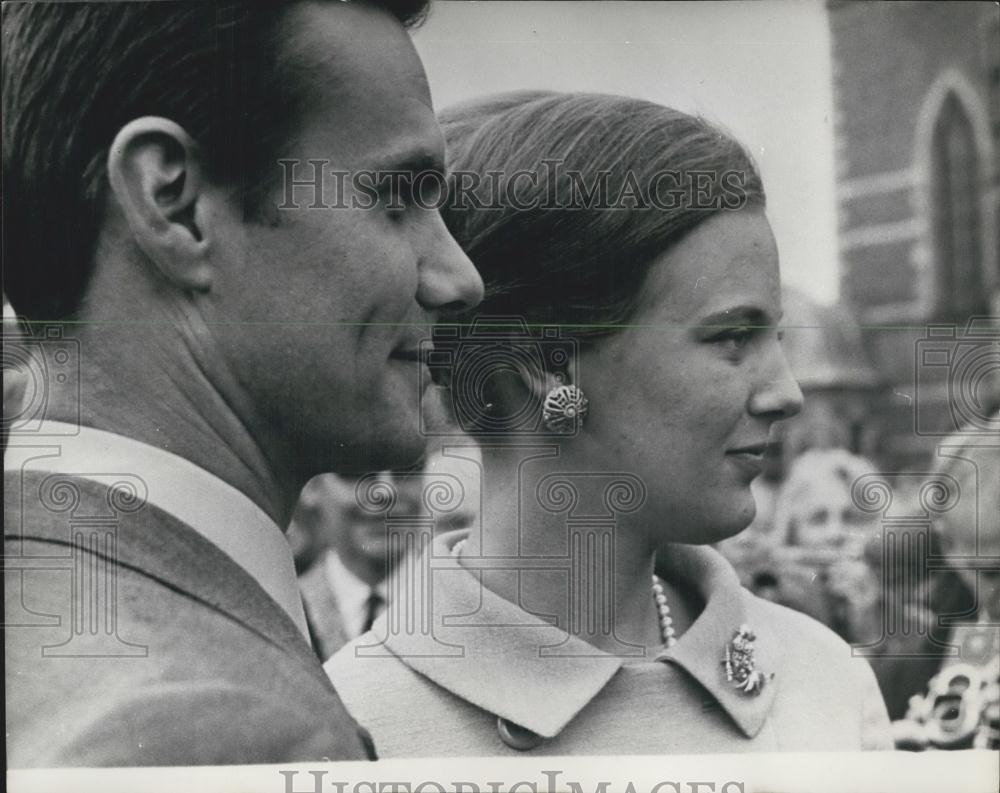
[520,344,578,402]
[106,116,213,292]
[523,367,570,403]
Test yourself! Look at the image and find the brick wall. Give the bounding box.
[827,0,999,469]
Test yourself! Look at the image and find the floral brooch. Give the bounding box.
[722,624,773,696]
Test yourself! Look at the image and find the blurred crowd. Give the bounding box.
[717,423,999,750]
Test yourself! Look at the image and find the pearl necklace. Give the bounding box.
[450,539,677,649]
[652,574,677,649]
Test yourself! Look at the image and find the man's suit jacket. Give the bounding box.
[4,470,370,766]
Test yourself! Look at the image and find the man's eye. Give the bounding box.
[417,177,445,208]
[379,177,412,214]
[384,187,409,213]
[712,326,755,352]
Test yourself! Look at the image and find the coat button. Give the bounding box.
[497,717,543,751]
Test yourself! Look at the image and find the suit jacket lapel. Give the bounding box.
[6,470,330,688]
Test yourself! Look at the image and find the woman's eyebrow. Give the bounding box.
[696,306,776,329]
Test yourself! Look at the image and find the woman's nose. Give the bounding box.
[748,343,804,421]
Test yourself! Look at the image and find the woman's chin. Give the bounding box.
[664,499,757,545]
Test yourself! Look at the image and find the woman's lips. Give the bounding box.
[725,444,768,476]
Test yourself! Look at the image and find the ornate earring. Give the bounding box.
[542,384,589,432]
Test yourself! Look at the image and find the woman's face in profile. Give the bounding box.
[577,209,802,545]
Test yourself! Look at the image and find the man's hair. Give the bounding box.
[2,0,429,321]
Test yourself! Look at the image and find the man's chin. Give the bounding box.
[418,385,456,435]
[334,443,425,478]
[368,416,428,469]
[304,423,422,479]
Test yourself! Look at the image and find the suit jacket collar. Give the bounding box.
[5,469,329,690]
[5,420,309,638]
[300,552,352,661]
[375,530,779,739]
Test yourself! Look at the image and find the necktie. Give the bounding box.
[361,590,383,634]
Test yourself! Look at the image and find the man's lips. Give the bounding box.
[390,347,429,364]
[389,347,434,393]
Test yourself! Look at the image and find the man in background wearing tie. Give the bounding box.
[295,472,417,661]
[294,452,481,661]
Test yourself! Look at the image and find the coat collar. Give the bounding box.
[375,530,780,739]
[655,541,780,737]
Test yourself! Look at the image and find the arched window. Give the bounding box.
[930,92,987,320]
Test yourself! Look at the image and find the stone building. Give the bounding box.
[828,0,999,470]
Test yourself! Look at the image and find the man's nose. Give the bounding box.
[416,217,484,313]
[748,341,804,421]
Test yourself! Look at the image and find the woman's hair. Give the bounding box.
[438,90,764,432]
[440,90,765,339]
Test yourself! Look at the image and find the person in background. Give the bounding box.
[894,423,999,750]
[295,471,420,661]
[294,449,482,661]
[726,447,940,719]
[773,448,880,553]
[719,449,882,641]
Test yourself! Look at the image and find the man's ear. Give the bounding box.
[106,117,213,292]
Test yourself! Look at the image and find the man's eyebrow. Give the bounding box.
[697,306,779,328]
[371,146,445,174]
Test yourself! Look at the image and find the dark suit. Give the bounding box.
[4,470,370,766]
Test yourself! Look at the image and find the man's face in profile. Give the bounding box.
[209,2,481,478]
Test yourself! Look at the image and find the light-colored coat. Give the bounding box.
[327,531,893,756]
